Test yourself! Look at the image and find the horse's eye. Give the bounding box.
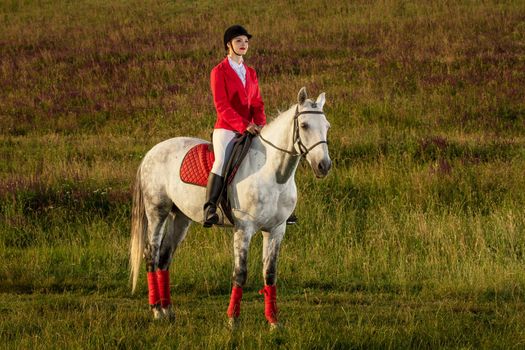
[300,122,309,129]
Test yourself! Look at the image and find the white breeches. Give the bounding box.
[211,128,237,176]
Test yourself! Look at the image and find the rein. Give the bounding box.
[259,106,329,157]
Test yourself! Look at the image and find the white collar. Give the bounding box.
[228,56,244,68]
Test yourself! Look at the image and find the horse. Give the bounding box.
[129,87,332,329]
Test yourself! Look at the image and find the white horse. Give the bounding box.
[130,87,331,328]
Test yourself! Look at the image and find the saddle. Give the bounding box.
[180,132,254,225]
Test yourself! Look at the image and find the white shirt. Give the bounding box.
[228,56,246,87]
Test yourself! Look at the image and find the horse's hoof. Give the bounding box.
[151,305,163,320]
[269,322,282,332]
[161,305,176,321]
[228,317,240,331]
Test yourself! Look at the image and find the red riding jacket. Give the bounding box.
[210,57,266,133]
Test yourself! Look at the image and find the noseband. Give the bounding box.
[259,106,329,157]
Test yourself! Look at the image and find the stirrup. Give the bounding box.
[286,213,298,225]
[203,205,219,228]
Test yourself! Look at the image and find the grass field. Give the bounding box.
[1,0,525,348]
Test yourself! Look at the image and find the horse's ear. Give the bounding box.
[298,87,307,105]
[316,92,326,109]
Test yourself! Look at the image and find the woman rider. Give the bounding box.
[204,25,297,227]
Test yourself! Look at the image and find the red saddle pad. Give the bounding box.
[180,143,215,187]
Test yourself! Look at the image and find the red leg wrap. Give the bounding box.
[147,271,160,306]
[259,285,278,324]
[227,286,243,318]
[156,270,171,308]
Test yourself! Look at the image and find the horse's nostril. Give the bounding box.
[318,160,331,174]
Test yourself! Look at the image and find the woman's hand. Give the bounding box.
[246,124,262,135]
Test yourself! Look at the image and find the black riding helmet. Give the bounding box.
[223,25,252,50]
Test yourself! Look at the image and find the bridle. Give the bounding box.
[259,106,329,157]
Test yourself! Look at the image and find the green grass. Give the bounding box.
[2,291,525,349]
[1,0,525,348]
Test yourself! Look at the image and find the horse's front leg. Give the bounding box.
[260,223,285,328]
[227,226,254,326]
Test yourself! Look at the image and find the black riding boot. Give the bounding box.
[203,173,224,228]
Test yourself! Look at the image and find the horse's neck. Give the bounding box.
[259,107,301,184]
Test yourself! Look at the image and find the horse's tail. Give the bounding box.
[130,163,147,294]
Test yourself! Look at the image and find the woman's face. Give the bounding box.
[228,35,249,56]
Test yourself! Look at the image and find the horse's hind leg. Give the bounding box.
[156,207,192,320]
[143,201,171,319]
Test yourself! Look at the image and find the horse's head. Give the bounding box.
[295,87,332,178]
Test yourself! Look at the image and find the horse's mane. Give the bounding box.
[265,105,295,126]
[265,99,317,127]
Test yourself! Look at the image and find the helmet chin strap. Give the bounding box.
[229,42,243,58]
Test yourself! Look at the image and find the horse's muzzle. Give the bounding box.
[315,159,332,178]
